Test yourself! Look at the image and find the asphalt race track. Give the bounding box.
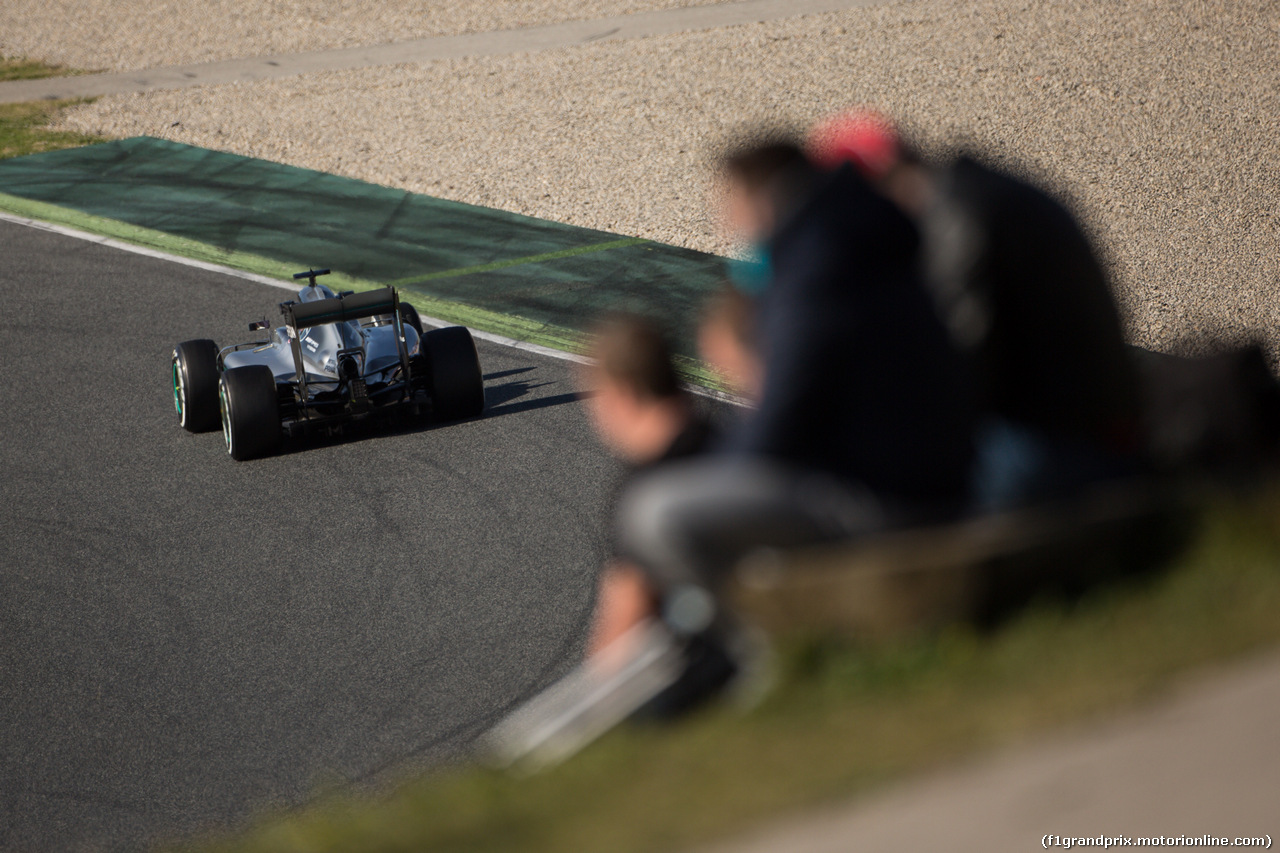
[0,218,619,851]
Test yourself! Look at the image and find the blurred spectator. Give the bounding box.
[809,110,1142,509]
[698,284,762,401]
[579,315,715,666]
[615,136,975,638]
[716,138,974,504]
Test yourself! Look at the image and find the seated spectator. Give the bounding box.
[808,110,1142,510]
[615,136,976,639]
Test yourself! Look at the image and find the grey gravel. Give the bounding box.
[0,0,719,72]
[34,0,1280,358]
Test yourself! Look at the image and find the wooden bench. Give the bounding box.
[726,480,1192,641]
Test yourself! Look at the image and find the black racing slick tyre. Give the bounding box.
[219,365,282,461]
[423,326,485,421]
[173,339,221,433]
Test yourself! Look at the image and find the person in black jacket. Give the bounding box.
[809,111,1142,509]
[615,138,975,618]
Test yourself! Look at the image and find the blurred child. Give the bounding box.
[579,315,715,663]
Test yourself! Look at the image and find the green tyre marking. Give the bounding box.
[172,356,184,420]
[219,379,233,455]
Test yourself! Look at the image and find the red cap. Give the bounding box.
[806,109,902,180]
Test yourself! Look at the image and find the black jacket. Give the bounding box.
[723,166,975,507]
[925,156,1139,448]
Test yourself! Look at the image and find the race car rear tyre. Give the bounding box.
[400,302,425,336]
[173,339,221,433]
[423,326,485,421]
[219,365,282,461]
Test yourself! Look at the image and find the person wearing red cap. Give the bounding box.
[807,109,903,180]
[809,110,1142,509]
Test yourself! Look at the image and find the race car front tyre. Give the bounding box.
[219,365,282,461]
[173,339,221,433]
[423,326,485,421]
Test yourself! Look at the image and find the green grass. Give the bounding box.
[171,487,1280,853]
[0,56,81,82]
[0,58,105,161]
[0,99,103,160]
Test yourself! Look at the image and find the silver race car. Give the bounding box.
[171,269,484,460]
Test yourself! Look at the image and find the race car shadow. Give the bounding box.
[484,366,537,381]
[485,391,584,419]
[482,375,588,419]
[264,378,586,456]
[485,377,553,409]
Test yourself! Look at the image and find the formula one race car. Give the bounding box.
[171,269,484,460]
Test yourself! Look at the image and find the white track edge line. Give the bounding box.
[1,209,746,406]
[1,209,298,290]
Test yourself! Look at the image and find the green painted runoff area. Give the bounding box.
[0,136,727,360]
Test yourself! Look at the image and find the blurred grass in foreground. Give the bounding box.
[0,58,104,161]
[173,486,1280,853]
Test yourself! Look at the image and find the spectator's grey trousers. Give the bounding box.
[615,457,887,600]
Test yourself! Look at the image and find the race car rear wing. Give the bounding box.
[283,287,400,330]
[278,274,412,416]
